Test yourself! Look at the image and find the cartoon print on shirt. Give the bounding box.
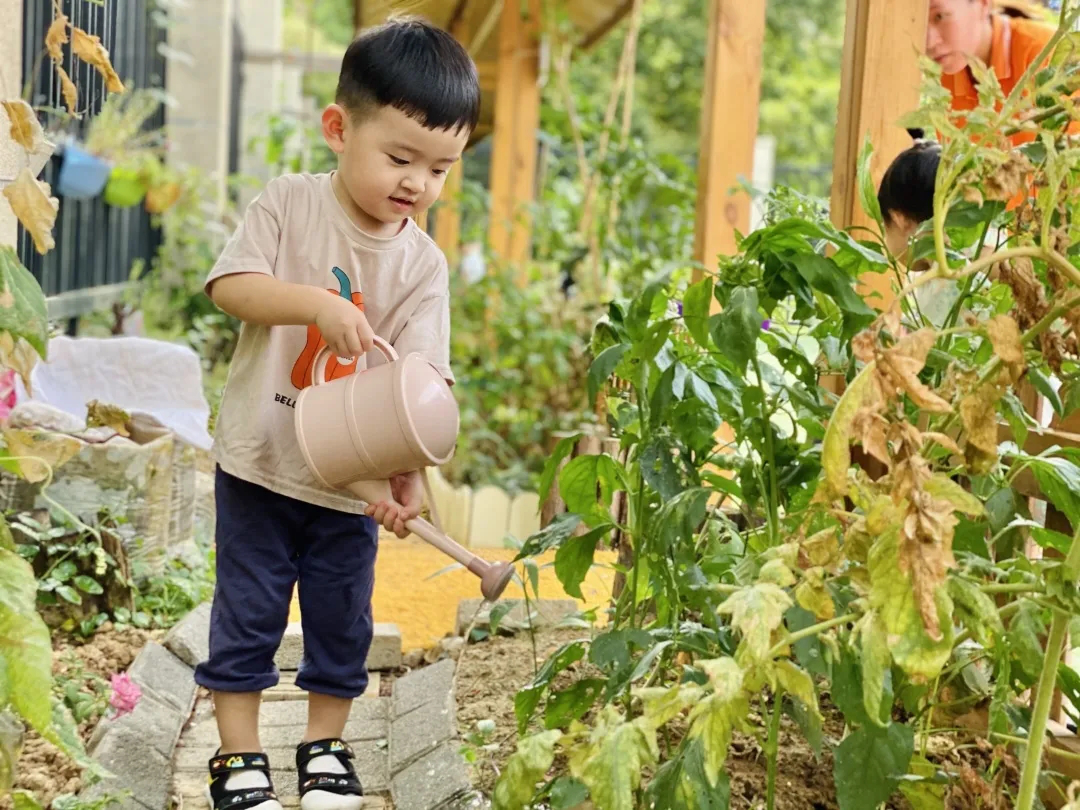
[289,266,365,390]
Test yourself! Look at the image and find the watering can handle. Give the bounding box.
[311,335,399,387]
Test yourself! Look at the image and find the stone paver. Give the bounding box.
[126,641,197,713]
[163,600,211,668]
[455,598,579,636]
[393,659,454,717]
[82,727,173,810]
[390,742,472,810]
[276,621,403,671]
[390,693,455,773]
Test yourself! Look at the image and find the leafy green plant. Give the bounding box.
[494,6,1080,809]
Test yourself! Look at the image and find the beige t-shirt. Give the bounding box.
[206,172,453,513]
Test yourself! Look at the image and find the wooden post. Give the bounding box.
[435,158,464,269]
[830,0,929,308]
[692,0,767,280]
[487,0,541,272]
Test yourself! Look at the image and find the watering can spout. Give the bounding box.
[345,479,394,506]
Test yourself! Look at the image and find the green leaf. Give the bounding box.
[40,699,94,775]
[1032,526,1073,555]
[0,710,21,794]
[823,362,876,497]
[647,738,731,810]
[833,723,914,810]
[999,391,1029,453]
[493,729,562,810]
[922,475,985,517]
[554,527,607,599]
[516,641,588,733]
[717,584,793,663]
[898,755,948,810]
[559,454,626,526]
[571,708,656,810]
[832,647,870,728]
[687,658,749,787]
[948,577,1005,648]
[682,278,714,349]
[772,659,820,719]
[861,614,893,727]
[857,134,884,226]
[549,777,589,810]
[0,548,39,617]
[0,605,54,732]
[0,245,49,359]
[1028,456,1080,529]
[640,435,682,500]
[588,344,629,410]
[787,253,875,318]
[0,517,13,552]
[589,629,652,672]
[710,287,760,373]
[517,513,582,561]
[13,791,45,810]
[538,435,582,510]
[545,679,606,729]
[1029,367,1064,416]
[72,578,103,596]
[1008,601,1046,685]
[868,528,953,682]
[56,585,82,605]
[636,684,699,729]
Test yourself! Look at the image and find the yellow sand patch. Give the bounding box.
[289,534,617,650]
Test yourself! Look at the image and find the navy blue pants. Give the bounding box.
[194,467,379,698]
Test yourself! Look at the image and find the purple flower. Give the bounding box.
[109,672,141,717]
[761,319,771,331]
[676,301,684,316]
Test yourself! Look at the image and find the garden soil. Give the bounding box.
[453,628,1024,809]
[1,626,155,809]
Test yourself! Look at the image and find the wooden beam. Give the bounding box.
[830,0,929,309]
[435,161,464,269]
[487,0,540,269]
[579,0,635,50]
[692,0,767,280]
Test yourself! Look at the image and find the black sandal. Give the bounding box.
[206,751,279,809]
[296,738,364,800]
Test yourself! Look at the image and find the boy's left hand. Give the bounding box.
[365,471,424,538]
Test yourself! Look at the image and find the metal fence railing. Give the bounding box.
[19,0,167,326]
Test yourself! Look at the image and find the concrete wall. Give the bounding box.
[234,0,285,191]
[0,0,23,248]
[165,0,236,204]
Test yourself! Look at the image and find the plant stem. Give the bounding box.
[980,582,1043,595]
[766,690,784,810]
[1015,525,1080,810]
[994,733,1080,763]
[767,613,858,659]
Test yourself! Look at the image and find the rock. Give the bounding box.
[126,641,196,714]
[390,741,472,810]
[440,637,465,661]
[163,600,211,668]
[403,648,425,669]
[455,598,579,636]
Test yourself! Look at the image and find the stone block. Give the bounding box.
[259,695,389,732]
[393,659,455,717]
[89,691,185,760]
[81,727,172,810]
[455,598,579,636]
[164,600,212,668]
[390,690,456,774]
[127,641,197,714]
[275,622,402,671]
[391,742,472,810]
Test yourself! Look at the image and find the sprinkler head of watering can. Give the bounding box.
[480,561,515,602]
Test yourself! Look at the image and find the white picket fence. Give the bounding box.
[425,467,541,549]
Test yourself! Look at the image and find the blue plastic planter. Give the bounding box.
[56,143,111,199]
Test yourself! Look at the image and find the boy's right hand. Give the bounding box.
[314,293,375,358]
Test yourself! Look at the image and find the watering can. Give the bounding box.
[294,337,515,602]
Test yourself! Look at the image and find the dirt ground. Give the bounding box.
[453,628,1024,809]
[1,626,155,809]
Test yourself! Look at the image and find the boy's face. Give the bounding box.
[926,0,992,75]
[323,103,470,237]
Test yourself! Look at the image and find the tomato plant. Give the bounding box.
[497,6,1080,809]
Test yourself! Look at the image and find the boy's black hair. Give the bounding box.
[337,16,481,133]
[877,130,942,227]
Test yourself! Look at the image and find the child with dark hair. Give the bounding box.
[196,17,479,810]
[878,129,942,258]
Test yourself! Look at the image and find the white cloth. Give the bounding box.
[15,335,213,450]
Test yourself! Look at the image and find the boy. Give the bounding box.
[195,18,479,810]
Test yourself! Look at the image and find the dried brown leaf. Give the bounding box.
[986,314,1024,378]
[45,13,69,63]
[2,429,81,483]
[57,66,78,116]
[71,28,124,94]
[1,100,41,151]
[2,169,58,255]
[879,328,952,413]
[852,329,877,364]
[85,400,130,437]
[922,431,963,455]
[984,152,1033,203]
[959,383,1000,456]
[899,488,958,641]
[0,332,37,395]
[144,182,181,214]
[852,406,890,466]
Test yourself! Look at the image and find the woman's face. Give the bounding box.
[926,0,993,75]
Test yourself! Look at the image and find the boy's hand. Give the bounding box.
[365,471,424,538]
[314,293,375,359]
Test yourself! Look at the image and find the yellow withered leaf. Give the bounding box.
[46,13,69,62]
[71,27,124,94]
[1,100,42,151]
[57,66,78,115]
[2,169,58,255]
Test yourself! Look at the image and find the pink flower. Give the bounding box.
[0,369,16,423]
[109,672,141,717]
